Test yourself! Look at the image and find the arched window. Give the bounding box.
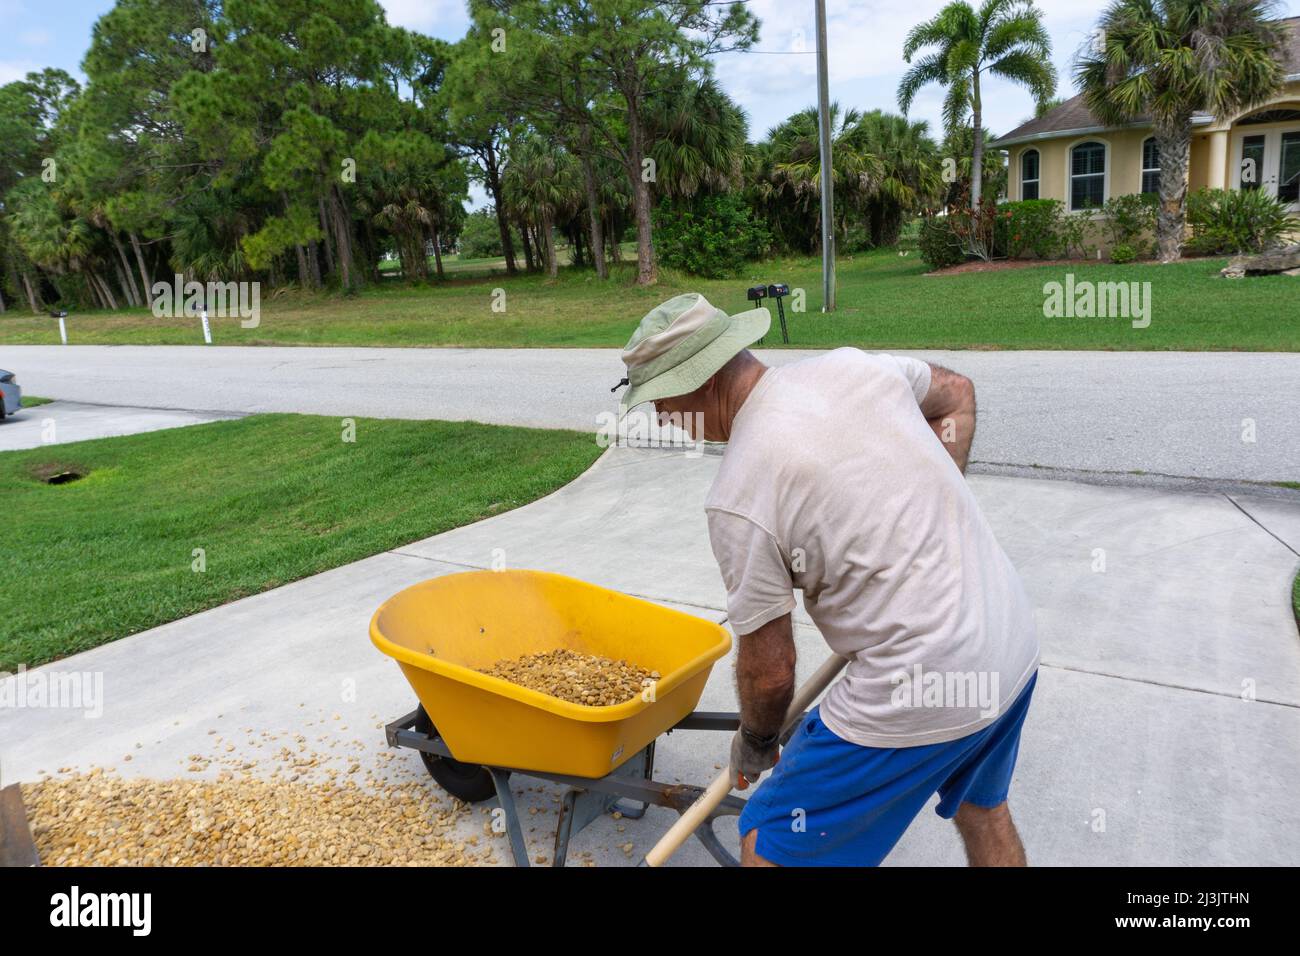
[1238,108,1300,125]
[1020,149,1040,200]
[1070,141,1106,210]
[1141,138,1160,195]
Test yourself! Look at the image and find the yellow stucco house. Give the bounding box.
[991,16,1300,216]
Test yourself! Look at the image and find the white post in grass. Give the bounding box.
[58,313,67,345]
[200,307,212,344]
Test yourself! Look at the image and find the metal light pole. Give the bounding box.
[814,0,835,312]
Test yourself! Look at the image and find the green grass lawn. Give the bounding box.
[20,395,53,407]
[1294,569,1299,626]
[1,248,1296,350]
[0,414,602,670]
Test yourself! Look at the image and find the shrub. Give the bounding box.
[1102,193,1157,256]
[918,200,1017,268]
[653,194,771,278]
[1186,187,1298,255]
[954,200,1011,261]
[1110,243,1136,264]
[927,197,1010,262]
[917,215,965,270]
[896,217,921,252]
[1003,199,1065,259]
[841,220,876,254]
[1058,213,1091,258]
[457,208,520,260]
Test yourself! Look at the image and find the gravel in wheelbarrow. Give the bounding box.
[479,648,660,707]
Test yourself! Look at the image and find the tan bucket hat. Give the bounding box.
[615,293,770,416]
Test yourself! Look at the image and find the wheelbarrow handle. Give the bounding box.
[642,652,850,867]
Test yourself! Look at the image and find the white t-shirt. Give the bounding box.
[705,348,1039,748]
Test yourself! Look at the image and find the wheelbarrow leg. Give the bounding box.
[611,740,654,821]
[553,787,622,867]
[489,769,531,868]
[553,743,655,866]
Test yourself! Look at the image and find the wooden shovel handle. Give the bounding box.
[642,652,849,867]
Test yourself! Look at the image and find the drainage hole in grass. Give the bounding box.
[30,463,89,485]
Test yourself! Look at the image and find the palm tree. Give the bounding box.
[899,0,1056,207]
[757,104,885,251]
[849,110,944,245]
[372,188,434,281]
[168,188,250,283]
[644,75,748,200]
[939,126,1008,209]
[1076,0,1286,262]
[7,176,121,308]
[503,134,581,278]
[1033,95,1066,119]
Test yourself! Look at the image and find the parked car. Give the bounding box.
[0,369,22,421]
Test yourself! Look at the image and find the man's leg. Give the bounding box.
[740,829,779,867]
[953,801,1026,866]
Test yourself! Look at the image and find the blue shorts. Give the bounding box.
[739,671,1037,866]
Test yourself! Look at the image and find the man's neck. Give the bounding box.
[718,362,769,442]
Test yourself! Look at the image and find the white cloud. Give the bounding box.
[379,0,466,33]
[713,0,1108,141]
[0,59,41,85]
[20,28,51,47]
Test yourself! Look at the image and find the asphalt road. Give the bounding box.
[5,344,1299,485]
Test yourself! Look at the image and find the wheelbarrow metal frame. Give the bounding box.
[385,708,748,867]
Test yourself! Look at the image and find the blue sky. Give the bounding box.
[5,0,1298,208]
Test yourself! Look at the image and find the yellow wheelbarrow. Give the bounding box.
[370,569,748,867]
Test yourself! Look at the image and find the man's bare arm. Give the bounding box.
[919,363,976,474]
[731,612,796,789]
[735,612,796,740]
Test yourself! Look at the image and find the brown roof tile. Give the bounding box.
[1283,14,1300,72]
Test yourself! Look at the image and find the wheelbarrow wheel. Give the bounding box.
[412,705,501,803]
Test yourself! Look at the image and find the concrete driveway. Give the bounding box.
[4,446,1297,866]
[0,400,240,452]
